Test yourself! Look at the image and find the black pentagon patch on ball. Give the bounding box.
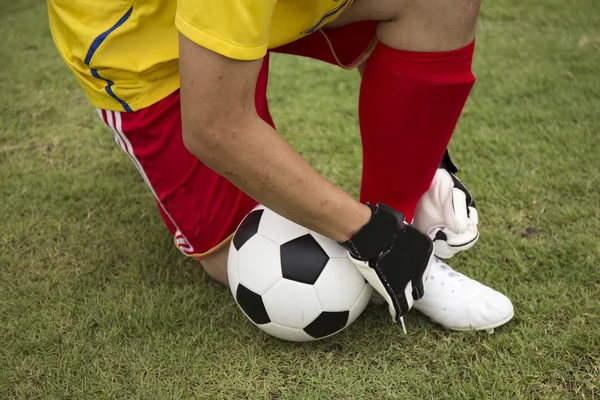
[303,311,349,339]
[280,234,329,285]
[233,209,264,250]
[236,284,270,325]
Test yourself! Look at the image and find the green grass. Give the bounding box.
[1,1,599,398]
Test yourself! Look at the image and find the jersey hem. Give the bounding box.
[175,12,267,61]
[86,75,181,112]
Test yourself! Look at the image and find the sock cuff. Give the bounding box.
[371,40,476,83]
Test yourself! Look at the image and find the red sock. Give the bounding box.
[359,41,476,221]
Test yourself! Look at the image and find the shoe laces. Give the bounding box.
[429,257,468,291]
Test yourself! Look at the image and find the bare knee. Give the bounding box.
[381,0,480,50]
[334,0,480,50]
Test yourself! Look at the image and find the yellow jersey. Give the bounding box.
[48,0,353,112]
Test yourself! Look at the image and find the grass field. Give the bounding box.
[1,0,599,398]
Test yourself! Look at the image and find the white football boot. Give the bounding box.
[413,257,513,332]
[371,257,514,332]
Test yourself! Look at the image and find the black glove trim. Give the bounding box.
[440,149,459,174]
[339,203,403,261]
[339,203,434,320]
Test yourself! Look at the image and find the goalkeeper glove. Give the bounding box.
[413,150,479,259]
[340,203,434,322]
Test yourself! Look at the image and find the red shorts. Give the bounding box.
[97,22,378,259]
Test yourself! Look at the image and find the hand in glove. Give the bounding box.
[340,203,434,322]
[413,150,479,259]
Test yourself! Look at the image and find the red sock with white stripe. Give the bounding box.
[358,41,476,221]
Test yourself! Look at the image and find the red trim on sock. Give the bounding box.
[373,40,476,82]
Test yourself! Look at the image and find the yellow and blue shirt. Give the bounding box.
[48,0,353,112]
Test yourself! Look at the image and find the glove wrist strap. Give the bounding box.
[338,202,406,261]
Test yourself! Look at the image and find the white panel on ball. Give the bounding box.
[260,322,315,342]
[313,257,371,311]
[347,284,374,326]
[236,235,283,295]
[257,209,310,245]
[227,244,240,297]
[310,232,348,258]
[262,279,322,329]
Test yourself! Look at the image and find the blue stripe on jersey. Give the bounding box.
[301,0,350,35]
[91,69,133,112]
[84,6,133,65]
[85,6,134,112]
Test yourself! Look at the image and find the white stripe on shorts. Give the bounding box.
[97,108,196,254]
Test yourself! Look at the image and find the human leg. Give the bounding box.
[306,1,512,330]
[327,0,479,221]
[96,57,275,285]
[200,244,229,285]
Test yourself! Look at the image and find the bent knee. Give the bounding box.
[384,0,479,24]
[379,0,480,50]
[337,0,480,46]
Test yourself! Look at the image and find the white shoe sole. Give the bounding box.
[439,309,515,333]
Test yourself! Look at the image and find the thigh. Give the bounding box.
[96,58,273,259]
[326,0,402,29]
[272,20,378,69]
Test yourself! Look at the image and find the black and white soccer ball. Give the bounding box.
[228,206,373,342]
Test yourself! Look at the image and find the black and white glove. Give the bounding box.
[413,150,479,259]
[339,203,434,322]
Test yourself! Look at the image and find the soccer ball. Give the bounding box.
[228,206,373,342]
